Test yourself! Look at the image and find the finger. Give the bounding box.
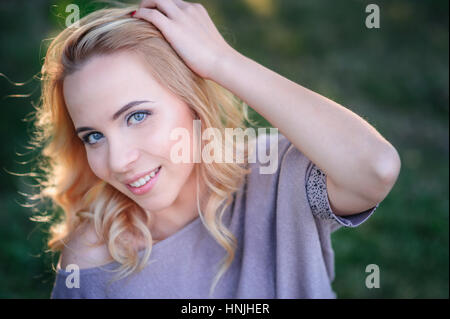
[173,1,206,14]
[138,0,182,20]
[134,8,170,31]
[176,1,211,23]
[173,1,206,25]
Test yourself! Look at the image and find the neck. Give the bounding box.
[147,165,207,242]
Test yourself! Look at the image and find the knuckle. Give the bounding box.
[142,7,157,17]
[194,3,206,11]
[186,3,199,13]
[194,3,208,15]
[139,0,154,9]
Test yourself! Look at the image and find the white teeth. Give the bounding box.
[128,166,160,188]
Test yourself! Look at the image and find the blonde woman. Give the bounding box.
[32,0,401,298]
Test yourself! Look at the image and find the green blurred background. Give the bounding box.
[0,0,448,298]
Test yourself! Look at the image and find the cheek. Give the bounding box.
[86,151,108,180]
[140,132,172,161]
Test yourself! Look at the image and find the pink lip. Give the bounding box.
[123,166,161,185]
[125,166,161,196]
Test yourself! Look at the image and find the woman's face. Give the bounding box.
[63,50,197,213]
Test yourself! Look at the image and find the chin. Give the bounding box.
[137,190,179,212]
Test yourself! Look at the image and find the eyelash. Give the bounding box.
[81,110,152,145]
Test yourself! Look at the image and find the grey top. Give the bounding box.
[50,133,378,299]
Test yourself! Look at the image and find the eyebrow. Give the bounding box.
[75,100,154,134]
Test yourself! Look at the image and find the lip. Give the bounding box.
[123,166,161,185]
[125,166,162,196]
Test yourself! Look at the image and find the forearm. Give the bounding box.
[210,50,400,202]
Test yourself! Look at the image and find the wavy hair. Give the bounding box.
[28,5,258,297]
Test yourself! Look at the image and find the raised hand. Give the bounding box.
[133,0,236,80]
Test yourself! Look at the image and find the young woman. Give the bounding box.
[33,1,400,298]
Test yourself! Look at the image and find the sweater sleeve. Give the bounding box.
[255,131,379,230]
[305,162,379,228]
[267,131,378,229]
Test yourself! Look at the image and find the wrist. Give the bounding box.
[207,47,241,82]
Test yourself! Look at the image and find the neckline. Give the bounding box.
[56,216,202,276]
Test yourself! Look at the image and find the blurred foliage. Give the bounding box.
[0,0,448,298]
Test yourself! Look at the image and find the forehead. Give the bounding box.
[63,51,163,118]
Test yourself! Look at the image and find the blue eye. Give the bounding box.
[81,110,151,146]
[127,111,150,125]
[82,132,103,145]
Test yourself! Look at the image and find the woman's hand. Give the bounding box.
[133,0,236,80]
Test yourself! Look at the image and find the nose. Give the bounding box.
[108,137,140,174]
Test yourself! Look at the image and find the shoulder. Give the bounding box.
[58,221,114,271]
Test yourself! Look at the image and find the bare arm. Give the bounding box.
[210,51,401,216]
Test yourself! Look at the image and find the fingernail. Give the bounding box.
[130,10,136,17]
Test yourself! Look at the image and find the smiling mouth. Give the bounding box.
[128,166,162,188]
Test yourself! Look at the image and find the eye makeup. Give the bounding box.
[80,109,153,146]
[125,110,152,126]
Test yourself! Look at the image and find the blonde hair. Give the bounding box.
[28,5,258,297]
